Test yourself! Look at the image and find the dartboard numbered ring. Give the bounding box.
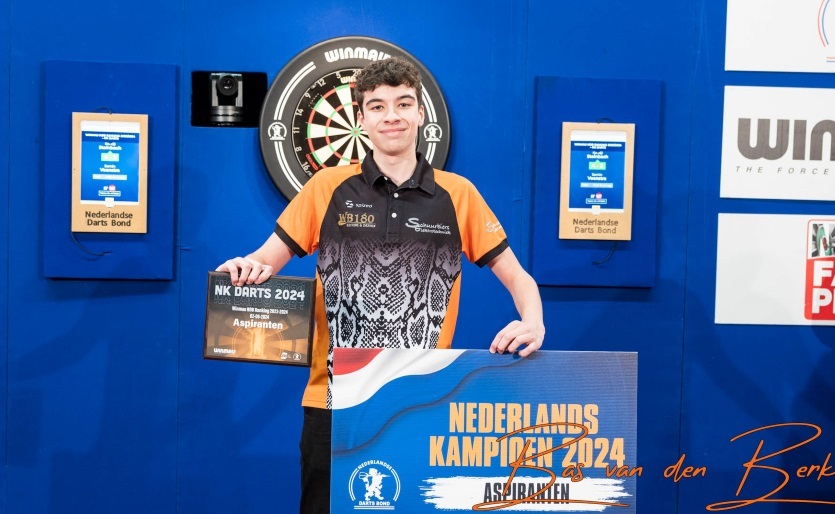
[259,36,451,201]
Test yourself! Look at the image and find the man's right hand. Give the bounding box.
[216,257,274,286]
[216,233,296,287]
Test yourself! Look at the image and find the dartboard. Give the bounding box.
[259,36,451,201]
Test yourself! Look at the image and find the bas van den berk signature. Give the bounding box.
[428,403,835,512]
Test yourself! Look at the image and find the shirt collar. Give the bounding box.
[361,151,436,194]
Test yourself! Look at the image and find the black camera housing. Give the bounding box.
[191,71,267,127]
[214,74,240,105]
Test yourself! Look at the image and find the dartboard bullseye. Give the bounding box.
[259,36,451,201]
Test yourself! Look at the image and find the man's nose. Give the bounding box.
[383,107,401,121]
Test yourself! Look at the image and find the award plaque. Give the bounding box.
[204,271,315,366]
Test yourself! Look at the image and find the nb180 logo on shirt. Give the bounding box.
[338,212,377,229]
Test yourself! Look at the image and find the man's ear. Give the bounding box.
[357,109,365,127]
[418,104,425,126]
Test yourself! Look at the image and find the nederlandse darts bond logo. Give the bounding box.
[805,220,835,320]
[259,36,451,201]
[348,460,401,510]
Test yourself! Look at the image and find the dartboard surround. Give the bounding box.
[259,37,451,201]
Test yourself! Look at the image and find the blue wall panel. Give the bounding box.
[42,60,177,280]
[681,2,835,513]
[1,2,10,512]
[525,1,699,511]
[6,1,182,513]
[531,76,661,287]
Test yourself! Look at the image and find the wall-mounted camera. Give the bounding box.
[191,71,267,127]
[211,73,243,124]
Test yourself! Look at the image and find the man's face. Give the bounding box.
[357,84,425,159]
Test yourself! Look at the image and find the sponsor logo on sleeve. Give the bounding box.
[485,221,503,234]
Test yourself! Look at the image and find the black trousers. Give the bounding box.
[299,407,332,514]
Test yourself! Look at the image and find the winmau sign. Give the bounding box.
[720,85,835,201]
[738,119,835,160]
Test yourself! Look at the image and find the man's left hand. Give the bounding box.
[489,320,545,357]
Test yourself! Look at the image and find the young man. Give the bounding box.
[217,56,545,514]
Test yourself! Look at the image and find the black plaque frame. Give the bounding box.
[204,272,315,366]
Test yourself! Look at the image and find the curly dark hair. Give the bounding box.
[354,56,423,113]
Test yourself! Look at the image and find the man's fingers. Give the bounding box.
[216,258,274,286]
[490,321,519,353]
[490,320,544,356]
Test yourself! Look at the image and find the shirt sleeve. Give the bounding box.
[457,178,509,267]
[275,171,331,257]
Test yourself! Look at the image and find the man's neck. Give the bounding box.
[372,151,418,186]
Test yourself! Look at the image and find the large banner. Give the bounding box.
[331,349,638,512]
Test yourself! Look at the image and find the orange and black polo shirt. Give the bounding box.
[275,152,509,409]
